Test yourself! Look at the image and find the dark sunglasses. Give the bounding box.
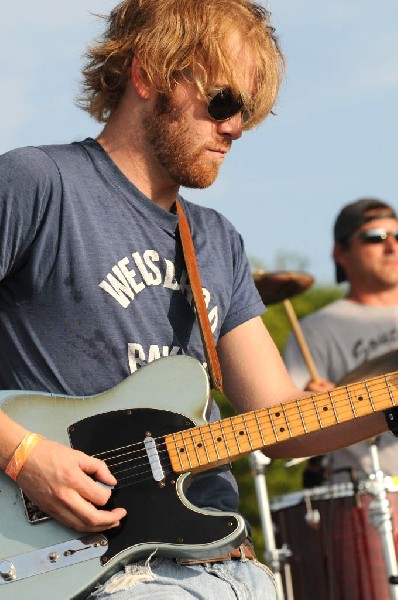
[207,87,250,123]
[359,228,398,244]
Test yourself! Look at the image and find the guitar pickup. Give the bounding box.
[144,436,165,482]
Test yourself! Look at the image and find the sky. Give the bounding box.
[1,0,397,285]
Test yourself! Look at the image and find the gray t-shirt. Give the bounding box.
[0,138,265,513]
[284,298,398,480]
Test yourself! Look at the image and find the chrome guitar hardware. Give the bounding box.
[0,535,107,585]
[144,435,165,482]
[2,356,398,598]
[0,560,16,582]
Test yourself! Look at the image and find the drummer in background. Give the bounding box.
[284,197,398,485]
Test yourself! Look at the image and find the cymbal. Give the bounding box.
[338,350,398,385]
[253,270,314,305]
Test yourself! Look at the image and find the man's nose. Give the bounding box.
[384,232,398,251]
[216,112,244,140]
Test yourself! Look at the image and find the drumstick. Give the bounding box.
[283,298,321,382]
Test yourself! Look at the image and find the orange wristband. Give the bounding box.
[5,432,43,481]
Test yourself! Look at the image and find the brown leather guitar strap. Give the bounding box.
[176,200,224,394]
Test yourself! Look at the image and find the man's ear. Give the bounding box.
[333,242,347,271]
[130,56,152,99]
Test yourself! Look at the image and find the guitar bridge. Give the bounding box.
[0,534,108,584]
[21,491,50,524]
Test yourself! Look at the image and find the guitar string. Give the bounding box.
[92,375,396,464]
[95,378,397,471]
[113,460,175,489]
[96,376,397,464]
[88,377,398,487]
[103,416,393,486]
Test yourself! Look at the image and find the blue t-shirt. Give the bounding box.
[0,138,265,513]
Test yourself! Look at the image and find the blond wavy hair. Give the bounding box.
[78,0,285,130]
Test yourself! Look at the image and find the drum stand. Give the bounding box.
[367,438,398,600]
[249,451,294,600]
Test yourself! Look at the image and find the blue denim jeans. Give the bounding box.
[88,556,276,599]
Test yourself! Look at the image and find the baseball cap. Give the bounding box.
[333,198,397,283]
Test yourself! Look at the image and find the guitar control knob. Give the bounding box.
[0,560,16,581]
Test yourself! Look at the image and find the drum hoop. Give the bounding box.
[270,478,398,511]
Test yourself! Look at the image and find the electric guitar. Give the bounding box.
[0,355,397,599]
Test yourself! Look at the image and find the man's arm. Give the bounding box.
[283,329,315,389]
[0,410,126,531]
[217,316,387,458]
[284,327,335,391]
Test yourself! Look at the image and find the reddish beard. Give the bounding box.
[143,93,225,189]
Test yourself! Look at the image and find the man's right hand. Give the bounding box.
[16,437,127,532]
[304,378,336,393]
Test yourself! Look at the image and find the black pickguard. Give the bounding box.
[68,408,240,564]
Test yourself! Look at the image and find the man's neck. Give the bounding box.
[346,287,398,306]
[97,117,179,212]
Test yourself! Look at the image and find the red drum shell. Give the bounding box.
[270,481,398,600]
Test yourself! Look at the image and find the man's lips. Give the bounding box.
[209,147,229,156]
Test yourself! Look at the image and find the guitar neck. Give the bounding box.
[165,370,398,474]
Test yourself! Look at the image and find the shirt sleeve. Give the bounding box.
[220,230,265,337]
[0,147,60,281]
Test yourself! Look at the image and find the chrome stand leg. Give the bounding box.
[368,440,398,600]
[249,451,293,600]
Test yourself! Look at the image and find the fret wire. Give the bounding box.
[172,433,184,470]
[230,417,242,453]
[100,376,398,481]
[208,424,221,460]
[296,399,307,433]
[254,411,266,446]
[268,408,279,442]
[241,414,254,450]
[328,390,340,424]
[219,420,231,457]
[165,375,398,473]
[312,395,323,429]
[181,431,193,469]
[188,429,201,466]
[365,381,375,412]
[199,426,211,462]
[386,375,396,407]
[347,385,357,418]
[281,405,292,436]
